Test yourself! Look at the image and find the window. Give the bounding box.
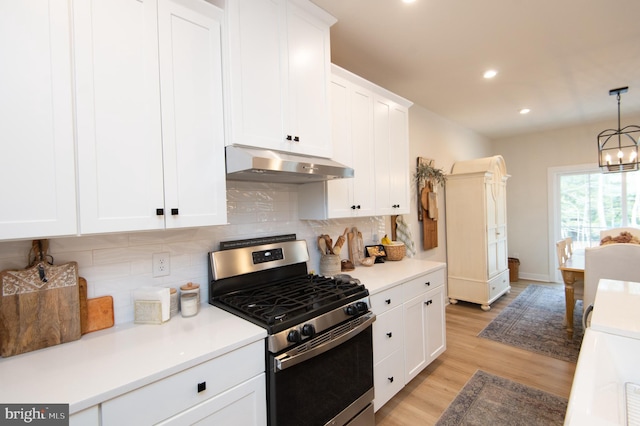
[555,166,640,249]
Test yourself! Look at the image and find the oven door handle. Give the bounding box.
[274,313,375,372]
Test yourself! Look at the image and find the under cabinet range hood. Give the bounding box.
[225,146,354,183]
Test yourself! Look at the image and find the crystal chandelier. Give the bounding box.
[597,87,640,173]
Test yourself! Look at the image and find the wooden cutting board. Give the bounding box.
[0,262,81,357]
[85,296,114,333]
[78,277,114,334]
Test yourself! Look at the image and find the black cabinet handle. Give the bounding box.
[386,332,392,338]
[388,377,394,383]
[156,208,164,216]
[171,208,179,215]
[385,299,391,304]
[425,300,433,306]
[392,204,400,208]
[293,136,300,142]
[286,135,292,141]
[197,381,206,393]
[350,205,361,210]
[425,281,431,287]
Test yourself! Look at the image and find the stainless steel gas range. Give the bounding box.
[208,235,375,426]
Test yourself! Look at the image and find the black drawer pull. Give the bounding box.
[388,377,394,383]
[425,281,431,286]
[171,208,179,215]
[386,332,392,338]
[197,381,206,393]
[425,300,433,306]
[385,299,391,304]
[293,136,300,142]
[156,208,164,216]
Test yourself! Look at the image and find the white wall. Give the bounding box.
[491,113,640,282]
[0,181,384,325]
[407,104,492,264]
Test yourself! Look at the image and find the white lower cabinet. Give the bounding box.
[101,341,265,425]
[370,267,446,411]
[157,375,266,426]
[69,405,99,426]
[404,283,446,384]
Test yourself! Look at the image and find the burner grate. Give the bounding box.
[217,274,365,325]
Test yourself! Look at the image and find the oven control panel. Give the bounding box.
[252,248,284,264]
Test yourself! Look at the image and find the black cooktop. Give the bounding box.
[212,273,368,334]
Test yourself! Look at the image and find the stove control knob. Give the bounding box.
[301,324,315,337]
[344,304,358,316]
[287,329,301,343]
[355,302,368,313]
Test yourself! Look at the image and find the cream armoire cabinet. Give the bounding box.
[445,155,510,311]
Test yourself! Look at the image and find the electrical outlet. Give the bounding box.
[152,252,170,277]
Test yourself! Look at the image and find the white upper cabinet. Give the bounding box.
[298,66,411,220]
[74,0,227,234]
[224,0,336,158]
[0,0,78,240]
[158,0,227,229]
[374,95,410,216]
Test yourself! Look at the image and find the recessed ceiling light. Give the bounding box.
[520,108,531,114]
[402,0,416,3]
[483,70,498,79]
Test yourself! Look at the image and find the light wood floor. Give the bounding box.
[374,281,577,425]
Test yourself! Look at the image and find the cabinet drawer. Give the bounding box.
[489,269,510,301]
[370,285,403,314]
[373,348,404,412]
[102,341,264,425]
[403,268,445,301]
[373,305,403,363]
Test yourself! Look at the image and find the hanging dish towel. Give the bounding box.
[395,215,417,257]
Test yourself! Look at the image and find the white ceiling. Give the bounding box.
[311,0,640,140]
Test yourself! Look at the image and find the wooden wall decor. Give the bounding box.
[417,157,439,250]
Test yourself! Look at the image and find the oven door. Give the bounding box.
[268,313,375,426]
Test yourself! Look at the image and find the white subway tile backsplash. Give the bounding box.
[0,182,387,326]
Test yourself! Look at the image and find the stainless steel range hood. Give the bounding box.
[225,146,354,184]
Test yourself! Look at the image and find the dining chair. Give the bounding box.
[557,237,584,327]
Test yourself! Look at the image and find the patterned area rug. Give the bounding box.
[435,370,568,426]
[478,284,583,363]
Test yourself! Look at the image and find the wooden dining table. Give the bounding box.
[558,249,584,339]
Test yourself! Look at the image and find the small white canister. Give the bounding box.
[181,293,199,317]
[180,282,200,304]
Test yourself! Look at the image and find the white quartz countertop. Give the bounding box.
[590,279,640,339]
[347,258,446,295]
[0,305,266,414]
[565,279,640,425]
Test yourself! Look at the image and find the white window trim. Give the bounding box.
[547,163,598,283]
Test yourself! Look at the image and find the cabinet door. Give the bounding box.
[325,76,374,218]
[374,96,409,216]
[0,0,77,240]
[75,0,165,234]
[349,86,376,216]
[403,293,427,384]
[388,104,410,214]
[285,0,332,158]
[425,285,446,363]
[69,406,99,426]
[158,0,227,228]
[226,0,286,151]
[486,178,508,277]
